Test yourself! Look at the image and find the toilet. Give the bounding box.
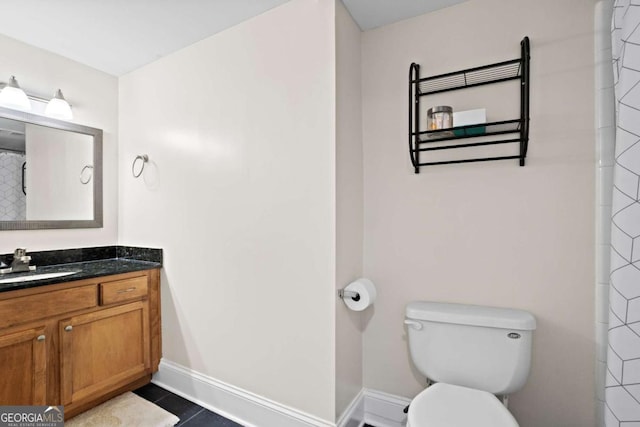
[404,301,536,427]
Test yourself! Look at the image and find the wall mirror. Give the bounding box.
[0,106,102,230]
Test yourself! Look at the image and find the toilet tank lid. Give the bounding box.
[406,301,536,331]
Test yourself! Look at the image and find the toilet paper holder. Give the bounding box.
[338,289,361,301]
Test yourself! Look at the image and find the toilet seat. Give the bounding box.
[407,383,519,427]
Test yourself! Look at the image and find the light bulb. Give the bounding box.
[0,76,31,111]
[45,89,73,120]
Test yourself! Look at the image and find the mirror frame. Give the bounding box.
[0,106,103,230]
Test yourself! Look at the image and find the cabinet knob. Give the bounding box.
[36,335,45,341]
[64,325,73,332]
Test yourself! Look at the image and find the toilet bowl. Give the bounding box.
[407,383,518,427]
[404,301,536,427]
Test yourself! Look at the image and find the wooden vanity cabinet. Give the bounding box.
[60,300,150,406]
[0,324,47,405]
[0,268,161,418]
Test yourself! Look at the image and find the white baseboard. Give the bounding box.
[336,389,365,427]
[153,359,411,427]
[153,359,334,427]
[362,389,411,427]
[336,388,411,427]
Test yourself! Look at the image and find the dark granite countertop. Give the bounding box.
[0,259,161,293]
[0,246,162,293]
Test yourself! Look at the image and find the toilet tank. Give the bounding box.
[405,301,536,395]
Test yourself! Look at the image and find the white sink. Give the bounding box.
[0,271,79,284]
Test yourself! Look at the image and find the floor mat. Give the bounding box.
[66,391,180,427]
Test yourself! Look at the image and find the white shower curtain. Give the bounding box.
[0,152,26,221]
[606,2,640,425]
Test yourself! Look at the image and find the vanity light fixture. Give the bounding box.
[0,77,74,120]
[0,76,31,111]
[45,89,73,120]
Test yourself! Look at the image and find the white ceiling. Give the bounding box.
[0,0,467,76]
[343,0,468,31]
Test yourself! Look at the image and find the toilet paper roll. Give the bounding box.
[343,278,377,311]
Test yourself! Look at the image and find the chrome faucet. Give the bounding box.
[11,248,34,272]
[0,248,36,274]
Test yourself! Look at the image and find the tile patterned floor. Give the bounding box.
[134,383,242,426]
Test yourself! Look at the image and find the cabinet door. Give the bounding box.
[60,301,150,405]
[0,326,47,405]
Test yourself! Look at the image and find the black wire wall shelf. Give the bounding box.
[409,37,530,172]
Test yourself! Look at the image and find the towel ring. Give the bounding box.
[80,165,93,184]
[132,154,149,178]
